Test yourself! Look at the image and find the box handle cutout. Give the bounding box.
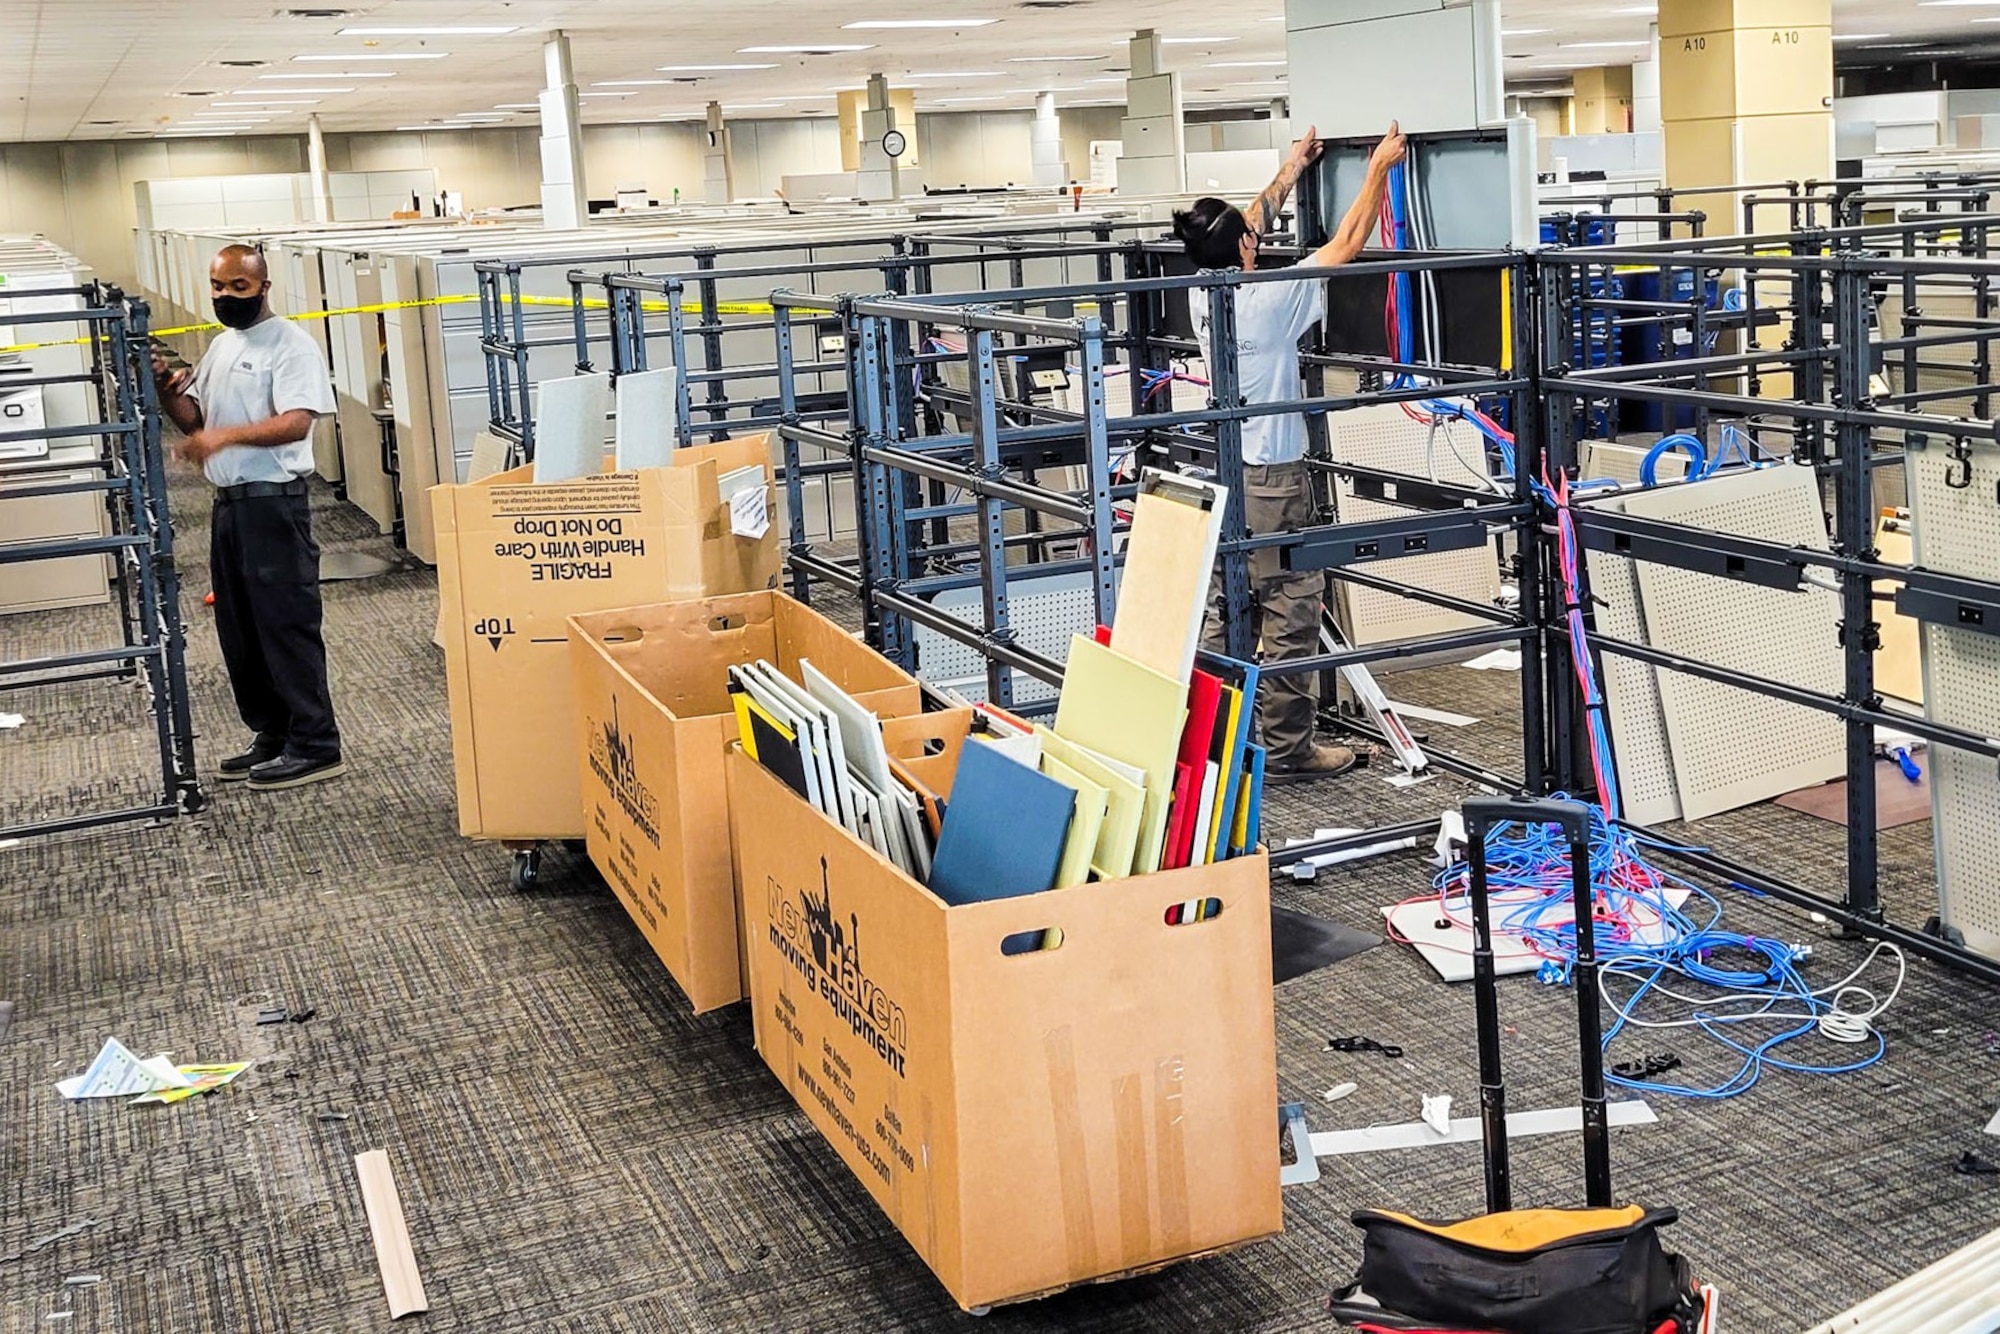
[599,624,645,645]
[1000,928,1063,956]
[710,613,743,632]
[1164,897,1224,926]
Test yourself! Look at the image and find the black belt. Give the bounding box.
[215,478,310,502]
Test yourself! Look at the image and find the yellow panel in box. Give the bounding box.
[728,707,1281,1313]
[430,435,782,842]
[567,589,923,1012]
[1658,0,1829,40]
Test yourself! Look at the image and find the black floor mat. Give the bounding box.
[1272,905,1382,984]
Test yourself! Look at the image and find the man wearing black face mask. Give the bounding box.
[153,243,344,791]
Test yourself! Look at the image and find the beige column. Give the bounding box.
[1573,67,1635,135]
[1660,0,1833,236]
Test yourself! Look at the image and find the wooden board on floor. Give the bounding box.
[1775,762,1933,830]
[355,1149,429,1319]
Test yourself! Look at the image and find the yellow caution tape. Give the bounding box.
[0,291,779,356]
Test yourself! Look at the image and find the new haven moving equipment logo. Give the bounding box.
[768,860,908,1078]
[587,697,660,848]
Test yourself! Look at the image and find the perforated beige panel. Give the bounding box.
[1581,438,1688,489]
[1328,404,1503,647]
[1585,496,1683,827]
[1908,437,2000,959]
[1580,442,1688,825]
[911,570,1114,708]
[1620,464,1845,822]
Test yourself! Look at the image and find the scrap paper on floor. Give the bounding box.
[1459,649,1522,672]
[57,1037,193,1100]
[133,1062,254,1105]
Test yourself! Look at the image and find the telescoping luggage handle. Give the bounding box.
[1461,796,1611,1215]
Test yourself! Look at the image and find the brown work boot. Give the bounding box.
[1267,743,1358,785]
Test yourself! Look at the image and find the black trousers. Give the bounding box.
[209,492,341,761]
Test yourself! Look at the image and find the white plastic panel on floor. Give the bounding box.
[1908,438,2000,961]
[1618,464,1845,822]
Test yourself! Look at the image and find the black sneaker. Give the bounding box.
[246,754,347,791]
[218,736,285,782]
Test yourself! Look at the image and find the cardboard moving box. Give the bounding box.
[728,710,1281,1311]
[432,435,781,842]
[568,591,922,1012]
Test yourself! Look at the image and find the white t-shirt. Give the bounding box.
[186,315,336,487]
[1189,254,1329,466]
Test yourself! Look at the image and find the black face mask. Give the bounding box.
[212,292,266,330]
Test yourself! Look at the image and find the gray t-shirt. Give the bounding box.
[1189,253,1329,466]
[186,315,336,487]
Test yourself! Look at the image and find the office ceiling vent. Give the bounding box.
[280,8,355,19]
[174,90,220,97]
[1020,1,1087,8]
[220,59,269,67]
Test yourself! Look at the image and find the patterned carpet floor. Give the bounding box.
[3,472,1998,1333]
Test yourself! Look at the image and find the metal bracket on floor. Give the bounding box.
[1279,1102,1320,1186]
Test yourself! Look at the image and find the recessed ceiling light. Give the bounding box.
[450,113,508,120]
[1503,28,1552,36]
[1558,40,1650,48]
[335,25,519,35]
[594,79,679,86]
[842,18,996,27]
[162,127,248,134]
[1083,76,1125,84]
[1205,60,1286,67]
[657,63,779,71]
[903,71,1002,78]
[232,86,353,93]
[1918,1,2000,6]
[737,44,876,53]
[292,52,448,61]
[261,71,395,78]
[189,115,275,122]
[212,99,321,105]
[495,102,541,109]
[1006,54,1105,61]
[1162,36,1238,44]
[1834,31,1893,39]
[579,92,635,98]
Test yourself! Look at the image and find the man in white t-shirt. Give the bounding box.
[1179,121,1405,781]
[153,244,345,791]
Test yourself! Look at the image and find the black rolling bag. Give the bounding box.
[1327,797,1705,1334]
